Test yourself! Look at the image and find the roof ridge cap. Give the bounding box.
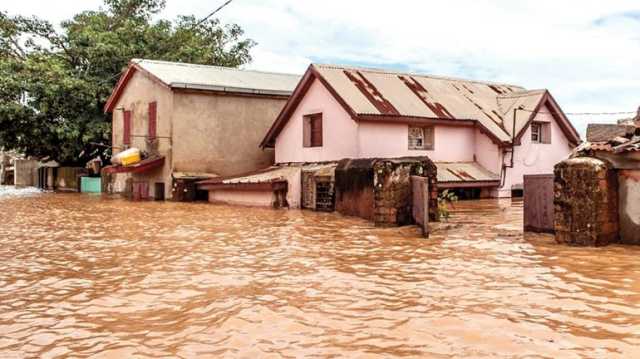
[498,89,547,99]
[135,58,300,77]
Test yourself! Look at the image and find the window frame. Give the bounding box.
[530,122,551,144]
[408,125,435,151]
[123,110,132,146]
[303,113,323,148]
[148,101,157,140]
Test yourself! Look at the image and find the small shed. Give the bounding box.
[335,157,438,227]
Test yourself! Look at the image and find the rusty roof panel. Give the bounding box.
[312,64,558,143]
[315,67,379,114]
[343,70,400,115]
[586,124,635,142]
[436,162,500,183]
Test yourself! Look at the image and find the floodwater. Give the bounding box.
[0,188,639,358]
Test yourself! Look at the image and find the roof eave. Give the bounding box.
[170,83,293,97]
[512,91,581,146]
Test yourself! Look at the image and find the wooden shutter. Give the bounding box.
[310,114,323,147]
[303,116,311,147]
[424,126,435,150]
[148,102,157,140]
[542,123,552,144]
[123,110,132,145]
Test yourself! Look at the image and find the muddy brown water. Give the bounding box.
[0,189,639,358]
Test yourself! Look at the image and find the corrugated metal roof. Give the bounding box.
[586,124,634,142]
[435,162,500,183]
[135,59,301,96]
[313,64,550,143]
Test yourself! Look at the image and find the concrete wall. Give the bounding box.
[112,70,174,199]
[209,190,276,207]
[13,159,38,187]
[501,104,573,197]
[275,79,359,163]
[172,92,285,176]
[112,70,288,200]
[618,170,640,244]
[474,127,503,175]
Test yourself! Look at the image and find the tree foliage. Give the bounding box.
[0,0,255,165]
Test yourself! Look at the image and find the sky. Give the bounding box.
[5,0,640,136]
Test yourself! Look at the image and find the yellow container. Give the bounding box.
[120,150,141,166]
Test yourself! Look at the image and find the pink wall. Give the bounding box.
[275,79,358,163]
[499,104,573,196]
[474,128,502,175]
[209,190,276,207]
[275,78,485,164]
[358,122,476,161]
[273,80,573,199]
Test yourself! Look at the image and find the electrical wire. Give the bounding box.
[193,0,235,28]
[516,108,636,116]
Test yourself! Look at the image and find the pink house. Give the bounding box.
[200,64,580,209]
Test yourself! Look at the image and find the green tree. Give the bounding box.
[0,0,255,165]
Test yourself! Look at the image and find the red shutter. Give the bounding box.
[123,110,132,145]
[148,102,157,140]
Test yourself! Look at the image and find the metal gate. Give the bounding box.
[523,174,555,233]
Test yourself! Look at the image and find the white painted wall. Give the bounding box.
[499,104,573,196]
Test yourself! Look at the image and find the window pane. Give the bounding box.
[409,126,426,149]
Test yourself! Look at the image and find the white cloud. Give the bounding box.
[5,0,640,136]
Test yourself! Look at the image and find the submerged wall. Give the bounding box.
[335,157,438,227]
[554,157,619,246]
[618,170,640,245]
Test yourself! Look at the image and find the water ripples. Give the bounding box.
[0,193,639,358]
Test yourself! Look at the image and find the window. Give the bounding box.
[123,110,132,145]
[408,126,434,150]
[303,113,323,147]
[148,102,157,140]
[531,122,551,144]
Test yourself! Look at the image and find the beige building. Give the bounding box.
[104,59,300,200]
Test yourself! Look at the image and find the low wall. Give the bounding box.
[55,167,86,192]
[14,159,38,187]
[335,157,438,227]
[618,170,640,244]
[209,190,277,207]
[554,157,619,246]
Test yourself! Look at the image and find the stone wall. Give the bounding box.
[372,159,438,226]
[554,157,619,246]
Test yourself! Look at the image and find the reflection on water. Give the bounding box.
[0,192,639,358]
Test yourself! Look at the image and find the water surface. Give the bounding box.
[0,190,639,358]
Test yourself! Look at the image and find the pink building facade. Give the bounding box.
[261,64,581,198]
